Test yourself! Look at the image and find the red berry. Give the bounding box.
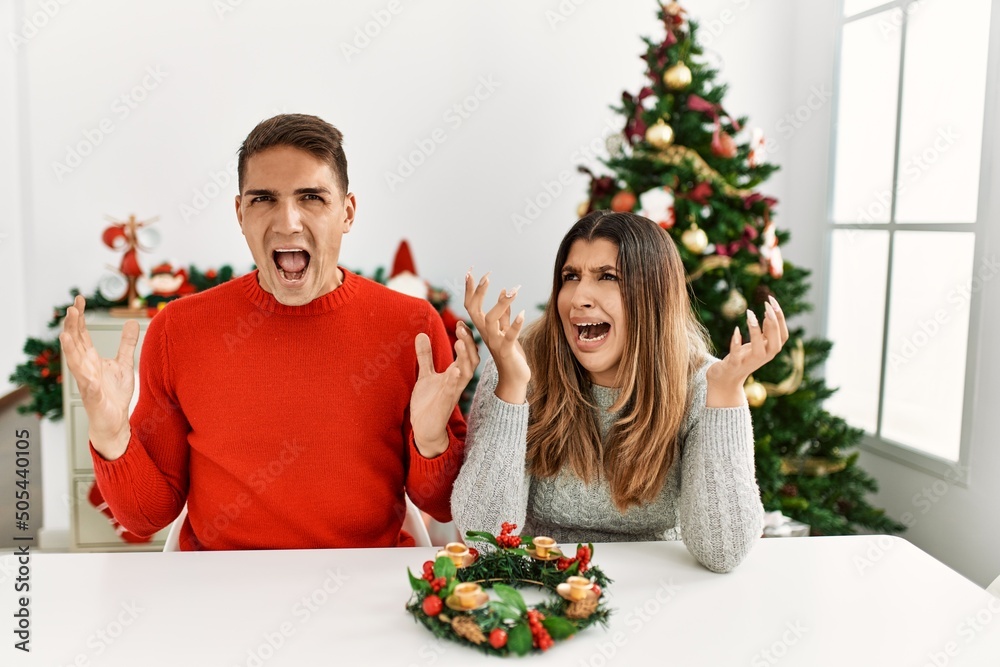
[508,536,521,548]
[556,558,572,571]
[489,628,508,649]
[422,560,435,573]
[468,548,479,560]
[422,595,443,616]
[592,585,602,597]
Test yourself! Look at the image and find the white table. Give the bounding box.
[3,536,999,665]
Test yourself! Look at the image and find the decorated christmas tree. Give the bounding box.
[578,2,903,536]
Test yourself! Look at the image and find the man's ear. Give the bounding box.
[342,192,357,233]
[235,195,244,234]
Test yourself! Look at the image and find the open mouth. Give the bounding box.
[273,249,310,282]
[576,322,611,342]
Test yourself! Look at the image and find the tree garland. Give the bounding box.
[405,524,613,656]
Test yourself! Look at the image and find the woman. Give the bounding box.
[451,210,787,573]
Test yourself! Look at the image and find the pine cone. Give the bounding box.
[451,616,487,645]
[565,598,598,620]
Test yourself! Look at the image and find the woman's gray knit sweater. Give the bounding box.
[450,357,764,573]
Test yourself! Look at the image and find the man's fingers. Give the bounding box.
[414,333,435,379]
[74,295,95,350]
[116,320,140,370]
[454,326,479,379]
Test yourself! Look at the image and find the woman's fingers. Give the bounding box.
[463,271,490,333]
[746,309,766,361]
[503,310,526,346]
[768,295,790,344]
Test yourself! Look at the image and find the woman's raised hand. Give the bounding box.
[706,295,790,408]
[464,271,530,404]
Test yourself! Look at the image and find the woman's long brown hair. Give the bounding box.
[522,210,710,510]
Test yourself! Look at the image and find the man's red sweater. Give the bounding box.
[91,269,466,550]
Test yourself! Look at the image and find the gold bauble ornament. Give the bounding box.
[744,376,767,408]
[645,120,675,149]
[663,62,692,91]
[681,224,709,254]
[721,289,748,320]
[577,201,590,218]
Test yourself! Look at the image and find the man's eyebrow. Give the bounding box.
[242,187,333,197]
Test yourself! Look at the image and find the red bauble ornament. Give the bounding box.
[711,125,738,159]
[422,595,443,616]
[610,190,637,212]
[489,628,508,649]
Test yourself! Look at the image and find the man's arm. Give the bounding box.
[404,301,472,523]
[90,308,190,537]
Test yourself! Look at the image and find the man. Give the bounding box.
[60,114,478,550]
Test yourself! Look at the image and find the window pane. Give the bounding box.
[881,232,974,460]
[844,0,893,18]
[831,11,902,223]
[894,0,991,223]
[825,230,890,433]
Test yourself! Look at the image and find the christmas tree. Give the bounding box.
[578,2,903,536]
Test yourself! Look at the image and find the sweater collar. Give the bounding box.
[241,267,360,315]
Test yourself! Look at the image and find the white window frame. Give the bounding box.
[822,0,1000,485]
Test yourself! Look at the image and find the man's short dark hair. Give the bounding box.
[238,113,349,195]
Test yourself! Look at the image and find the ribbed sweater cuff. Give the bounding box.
[408,427,464,478]
[89,433,161,534]
[474,392,529,458]
[697,406,754,458]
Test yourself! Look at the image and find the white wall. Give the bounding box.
[1,1,28,398]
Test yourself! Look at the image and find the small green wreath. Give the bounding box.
[405,523,613,656]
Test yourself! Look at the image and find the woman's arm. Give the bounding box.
[678,360,764,573]
[450,357,532,541]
